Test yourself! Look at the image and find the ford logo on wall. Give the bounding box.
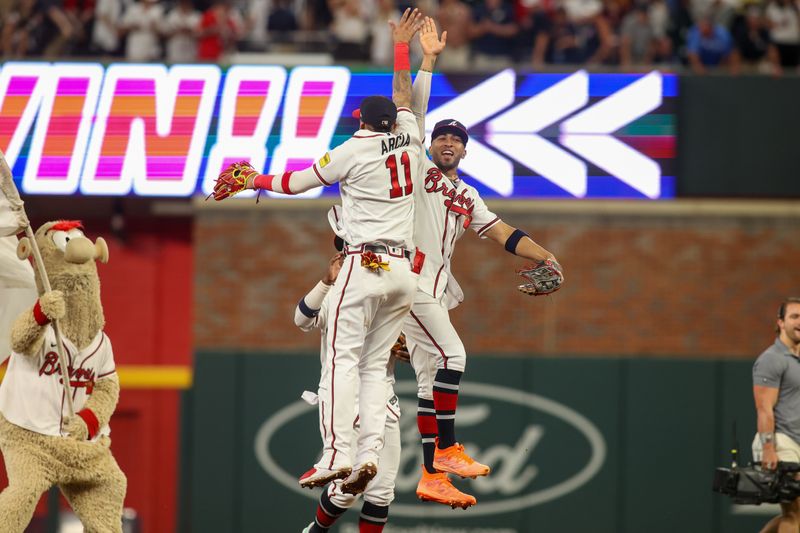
[254,381,606,518]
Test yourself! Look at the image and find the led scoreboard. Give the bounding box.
[0,62,676,199]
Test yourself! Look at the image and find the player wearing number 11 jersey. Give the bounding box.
[212,8,426,496]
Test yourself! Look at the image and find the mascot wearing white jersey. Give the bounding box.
[0,220,126,533]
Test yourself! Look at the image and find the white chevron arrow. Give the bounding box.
[425,69,516,196]
[559,71,663,197]
[561,71,662,134]
[560,134,661,198]
[486,71,589,197]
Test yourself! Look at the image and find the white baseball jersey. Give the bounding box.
[296,291,399,418]
[397,71,502,382]
[0,327,116,439]
[409,71,501,304]
[413,165,500,302]
[312,108,424,250]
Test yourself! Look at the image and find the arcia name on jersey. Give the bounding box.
[381,132,411,155]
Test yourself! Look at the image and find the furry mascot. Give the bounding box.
[0,220,126,533]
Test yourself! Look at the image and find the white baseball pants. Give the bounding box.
[403,290,467,400]
[328,414,401,508]
[316,253,417,469]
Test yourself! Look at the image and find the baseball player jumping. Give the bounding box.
[405,18,564,508]
[214,9,426,495]
[296,243,405,533]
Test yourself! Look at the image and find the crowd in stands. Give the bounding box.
[1,0,799,73]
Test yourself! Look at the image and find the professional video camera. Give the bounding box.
[713,462,800,504]
[712,425,800,504]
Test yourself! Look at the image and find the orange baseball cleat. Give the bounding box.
[416,466,476,509]
[433,442,491,479]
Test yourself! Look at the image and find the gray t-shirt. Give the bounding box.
[753,338,800,445]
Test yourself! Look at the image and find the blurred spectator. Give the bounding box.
[244,0,268,46]
[649,0,673,62]
[685,15,738,72]
[119,0,164,61]
[562,0,614,63]
[36,0,80,57]
[765,0,800,69]
[301,0,333,30]
[162,0,200,62]
[197,0,246,61]
[369,0,401,66]
[620,5,655,66]
[2,0,44,57]
[436,0,472,70]
[514,0,553,67]
[61,0,94,54]
[670,0,695,61]
[90,0,121,55]
[694,0,737,27]
[470,0,519,69]
[732,5,782,73]
[546,6,583,63]
[267,0,299,43]
[329,0,369,61]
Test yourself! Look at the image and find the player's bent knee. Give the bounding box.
[364,492,394,507]
[329,492,357,509]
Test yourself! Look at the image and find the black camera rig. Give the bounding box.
[712,424,800,505]
[713,462,800,505]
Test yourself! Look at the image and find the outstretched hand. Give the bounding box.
[390,8,423,44]
[419,16,447,57]
[323,252,345,286]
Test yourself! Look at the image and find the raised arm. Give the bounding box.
[412,17,447,138]
[212,143,351,200]
[390,8,422,109]
[10,291,65,357]
[294,252,344,332]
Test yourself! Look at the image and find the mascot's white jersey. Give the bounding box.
[0,327,116,439]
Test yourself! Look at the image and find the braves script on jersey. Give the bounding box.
[312,108,424,249]
[413,163,499,302]
[0,327,116,439]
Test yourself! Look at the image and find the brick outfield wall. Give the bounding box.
[194,203,800,358]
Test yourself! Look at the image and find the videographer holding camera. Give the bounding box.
[753,297,800,533]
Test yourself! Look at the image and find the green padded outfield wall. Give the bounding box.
[185,353,771,533]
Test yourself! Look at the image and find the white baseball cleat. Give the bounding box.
[340,462,378,495]
[302,522,314,533]
[298,465,352,489]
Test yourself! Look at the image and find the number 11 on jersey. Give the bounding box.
[386,151,412,199]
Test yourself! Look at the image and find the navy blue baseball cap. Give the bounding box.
[353,96,397,131]
[431,119,469,145]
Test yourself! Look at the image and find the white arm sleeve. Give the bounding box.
[285,166,329,194]
[293,281,331,331]
[411,70,432,141]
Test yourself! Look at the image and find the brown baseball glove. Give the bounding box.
[517,259,564,296]
[391,333,410,363]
